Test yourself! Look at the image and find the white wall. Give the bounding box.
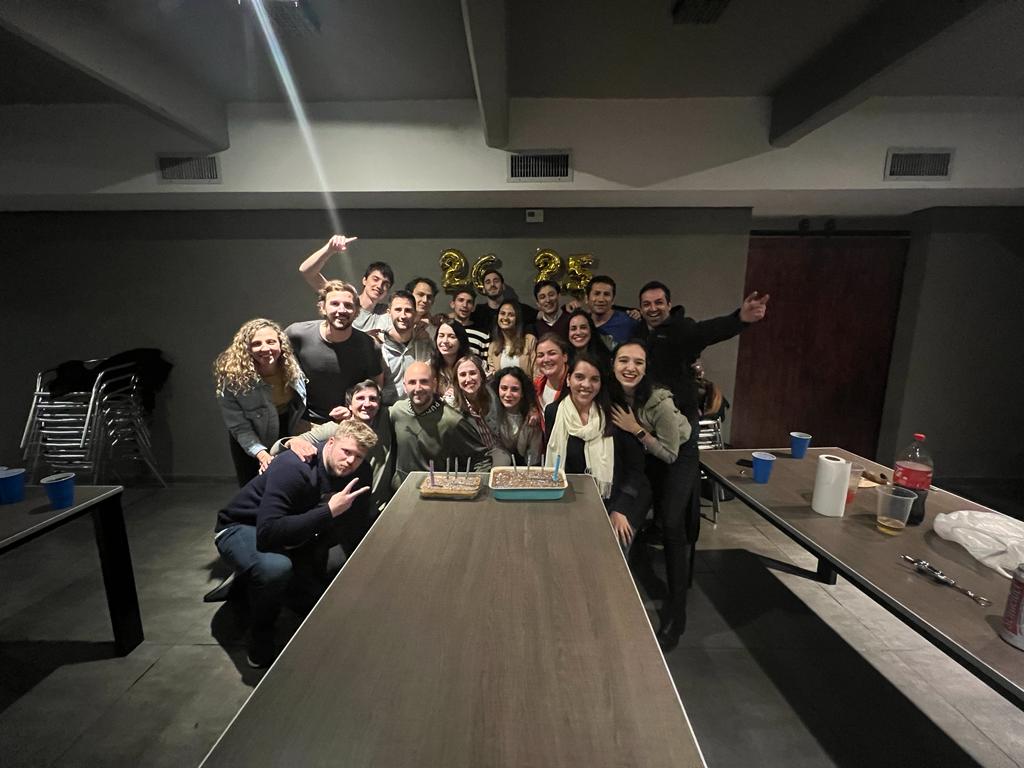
[1,97,1022,215]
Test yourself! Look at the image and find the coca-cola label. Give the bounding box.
[894,461,932,490]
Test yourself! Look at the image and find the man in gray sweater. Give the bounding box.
[389,362,492,491]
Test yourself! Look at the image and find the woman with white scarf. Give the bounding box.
[543,352,650,550]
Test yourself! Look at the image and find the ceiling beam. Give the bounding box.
[770,0,994,147]
[0,0,228,151]
[460,0,508,148]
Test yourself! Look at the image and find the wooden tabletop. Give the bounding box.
[700,447,1023,706]
[0,485,122,554]
[202,473,705,768]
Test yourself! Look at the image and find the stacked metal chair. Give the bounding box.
[20,360,166,486]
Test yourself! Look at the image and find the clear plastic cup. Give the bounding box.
[846,464,865,505]
[875,486,916,534]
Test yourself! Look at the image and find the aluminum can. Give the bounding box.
[999,563,1024,651]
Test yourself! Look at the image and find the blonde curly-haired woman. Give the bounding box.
[214,319,307,486]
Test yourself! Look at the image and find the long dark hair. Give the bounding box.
[490,366,538,420]
[489,299,527,357]
[453,354,492,416]
[431,321,471,382]
[558,351,614,436]
[608,340,654,410]
[566,309,610,371]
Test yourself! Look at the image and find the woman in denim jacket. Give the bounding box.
[214,318,307,486]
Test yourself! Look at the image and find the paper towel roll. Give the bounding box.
[811,454,851,517]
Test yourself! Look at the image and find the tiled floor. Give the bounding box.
[0,484,1021,767]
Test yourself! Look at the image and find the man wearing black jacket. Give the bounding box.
[213,419,378,667]
[634,281,768,651]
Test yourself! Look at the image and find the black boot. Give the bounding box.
[656,601,687,653]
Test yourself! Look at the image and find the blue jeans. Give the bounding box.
[215,524,327,633]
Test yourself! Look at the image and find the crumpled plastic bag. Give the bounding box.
[933,510,1024,579]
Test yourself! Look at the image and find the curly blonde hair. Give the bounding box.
[213,318,304,395]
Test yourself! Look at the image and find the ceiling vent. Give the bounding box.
[884,148,953,181]
[508,150,572,183]
[157,155,221,184]
[672,0,732,24]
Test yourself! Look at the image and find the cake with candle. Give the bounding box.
[418,467,482,499]
[490,467,565,489]
[488,466,568,500]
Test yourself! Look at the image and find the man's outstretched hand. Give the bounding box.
[739,291,770,323]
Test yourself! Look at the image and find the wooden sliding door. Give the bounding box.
[729,236,907,459]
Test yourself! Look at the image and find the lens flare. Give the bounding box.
[247,0,354,279]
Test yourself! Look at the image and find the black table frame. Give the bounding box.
[0,486,143,655]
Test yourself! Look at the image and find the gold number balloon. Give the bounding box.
[439,249,471,292]
[470,254,500,295]
[562,253,595,296]
[533,248,563,285]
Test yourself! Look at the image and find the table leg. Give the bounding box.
[91,494,144,655]
[710,480,721,525]
[816,557,837,585]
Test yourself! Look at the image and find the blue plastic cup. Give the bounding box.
[0,468,27,504]
[41,472,76,509]
[790,432,812,459]
[751,452,776,483]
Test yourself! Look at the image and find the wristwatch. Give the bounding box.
[635,429,647,441]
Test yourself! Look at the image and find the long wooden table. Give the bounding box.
[201,473,705,768]
[700,447,1022,707]
[0,484,143,655]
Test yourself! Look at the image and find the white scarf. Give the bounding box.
[546,398,615,498]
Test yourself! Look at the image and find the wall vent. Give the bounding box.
[672,0,732,24]
[884,148,953,180]
[157,155,221,184]
[508,150,572,182]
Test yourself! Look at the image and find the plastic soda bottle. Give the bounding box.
[893,433,933,526]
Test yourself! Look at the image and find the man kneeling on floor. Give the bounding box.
[213,419,377,668]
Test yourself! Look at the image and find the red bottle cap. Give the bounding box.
[914,433,926,441]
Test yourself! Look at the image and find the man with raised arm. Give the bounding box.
[285,280,383,423]
[298,235,394,332]
[213,419,377,668]
[389,361,492,491]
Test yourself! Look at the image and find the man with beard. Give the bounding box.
[378,290,434,405]
[470,269,536,332]
[449,287,490,359]
[389,361,492,491]
[297,235,394,332]
[285,280,383,424]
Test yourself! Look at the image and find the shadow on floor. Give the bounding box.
[0,640,117,715]
[695,549,983,768]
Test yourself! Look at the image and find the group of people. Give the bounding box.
[211,234,769,667]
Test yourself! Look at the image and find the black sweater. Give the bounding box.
[544,402,651,530]
[215,444,372,553]
[638,306,746,419]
